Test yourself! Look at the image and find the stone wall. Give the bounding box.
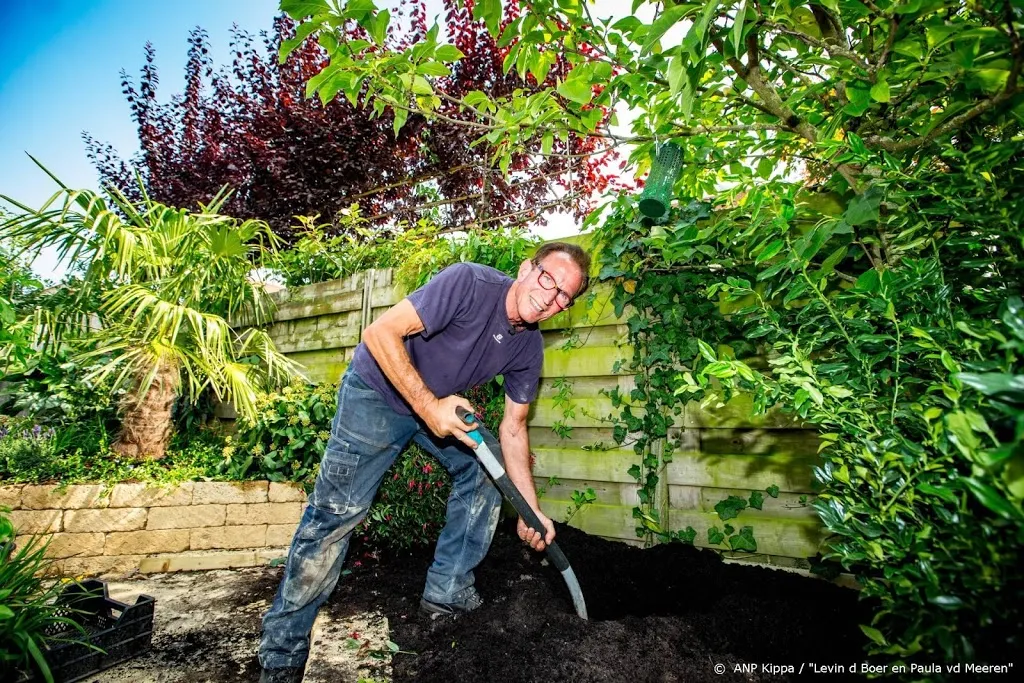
[0,481,307,577]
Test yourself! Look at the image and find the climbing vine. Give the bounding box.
[589,194,750,544]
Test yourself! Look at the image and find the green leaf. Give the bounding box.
[642,4,689,53]
[417,61,451,77]
[1002,296,1024,340]
[960,477,1024,521]
[371,9,390,45]
[435,45,465,62]
[708,526,725,545]
[928,595,965,609]
[556,78,593,105]
[280,0,331,20]
[542,131,554,156]
[855,269,880,293]
[728,526,757,552]
[916,482,958,504]
[697,339,717,362]
[845,186,883,226]
[411,75,433,95]
[956,372,1024,398]
[870,79,891,102]
[279,20,322,63]
[474,0,503,36]
[393,106,409,137]
[860,625,888,646]
[755,239,784,264]
[748,491,764,510]
[703,361,737,378]
[0,605,14,619]
[714,495,748,521]
[766,485,779,498]
[731,0,748,59]
[667,54,684,95]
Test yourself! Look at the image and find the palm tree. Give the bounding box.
[1,163,302,459]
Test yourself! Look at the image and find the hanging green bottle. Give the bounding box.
[637,141,684,220]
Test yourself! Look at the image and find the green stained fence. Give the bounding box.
[261,263,824,566]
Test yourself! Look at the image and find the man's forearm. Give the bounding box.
[499,419,539,511]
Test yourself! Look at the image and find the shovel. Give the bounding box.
[456,406,589,620]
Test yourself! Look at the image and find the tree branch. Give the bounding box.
[873,16,900,76]
[363,169,568,224]
[863,81,1021,154]
[762,21,871,72]
[437,191,587,234]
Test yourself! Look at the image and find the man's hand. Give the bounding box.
[421,395,478,449]
[517,510,555,551]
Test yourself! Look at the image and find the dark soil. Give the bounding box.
[330,520,874,683]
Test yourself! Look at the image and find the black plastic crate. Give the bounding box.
[24,579,156,682]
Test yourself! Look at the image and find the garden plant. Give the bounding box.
[284,0,1024,671]
[1,0,1022,679]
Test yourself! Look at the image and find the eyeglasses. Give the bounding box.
[535,262,575,310]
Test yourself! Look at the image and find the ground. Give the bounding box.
[76,521,871,682]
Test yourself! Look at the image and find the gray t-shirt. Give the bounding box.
[350,263,544,416]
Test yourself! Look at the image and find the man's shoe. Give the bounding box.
[419,587,484,620]
[259,666,304,683]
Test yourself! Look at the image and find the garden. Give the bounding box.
[2,1,1022,682]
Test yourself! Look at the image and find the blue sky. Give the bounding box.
[0,0,282,276]
[0,0,281,210]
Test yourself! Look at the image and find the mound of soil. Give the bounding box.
[331,520,872,683]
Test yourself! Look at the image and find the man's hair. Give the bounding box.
[532,242,591,299]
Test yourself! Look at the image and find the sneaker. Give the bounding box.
[259,666,304,683]
[419,587,484,619]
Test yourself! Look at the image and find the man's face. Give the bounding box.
[513,252,584,325]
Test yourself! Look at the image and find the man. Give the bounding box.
[258,242,591,682]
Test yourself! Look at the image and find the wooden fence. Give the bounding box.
[261,265,824,567]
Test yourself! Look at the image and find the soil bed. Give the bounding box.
[334,520,872,683]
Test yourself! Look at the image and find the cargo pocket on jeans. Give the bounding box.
[309,443,361,515]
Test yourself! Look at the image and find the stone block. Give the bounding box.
[226,502,303,526]
[64,508,148,533]
[256,547,289,564]
[21,485,108,510]
[6,509,62,534]
[19,532,106,559]
[104,529,190,556]
[266,524,298,547]
[192,481,268,505]
[139,550,258,573]
[190,525,267,550]
[147,504,226,529]
[0,484,23,508]
[269,482,307,503]
[63,555,144,578]
[109,482,194,508]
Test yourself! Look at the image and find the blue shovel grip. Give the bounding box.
[455,406,483,444]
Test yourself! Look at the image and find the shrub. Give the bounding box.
[358,379,506,553]
[0,422,59,482]
[360,445,452,553]
[0,510,92,683]
[228,380,337,485]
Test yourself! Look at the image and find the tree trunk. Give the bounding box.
[111,359,180,460]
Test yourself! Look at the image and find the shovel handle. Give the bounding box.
[455,405,566,568]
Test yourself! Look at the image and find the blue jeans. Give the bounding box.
[258,368,503,670]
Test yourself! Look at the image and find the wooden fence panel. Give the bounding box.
[262,263,824,562]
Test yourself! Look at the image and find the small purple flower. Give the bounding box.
[0,425,8,439]
[32,424,42,437]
